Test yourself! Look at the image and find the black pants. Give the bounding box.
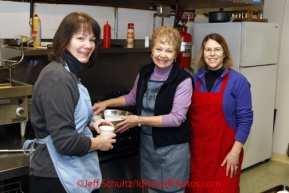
[30,176,66,193]
[30,176,100,193]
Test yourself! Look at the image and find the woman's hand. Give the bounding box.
[92,101,107,115]
[88,119,116,152]
[89,119,114,134]
[114,115,139,133]
[221,150,240,178]
[94,134,116,151]
[221,141,243,178]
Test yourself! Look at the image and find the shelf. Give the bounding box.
[2,45,50,56]
[233,18,268,22]
[99,39,151,53]
[100,47,151,53]
[2,39,151,56]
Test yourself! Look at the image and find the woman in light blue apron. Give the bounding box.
[22,12,116,193]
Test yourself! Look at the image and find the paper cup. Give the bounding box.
[99,125,114,136]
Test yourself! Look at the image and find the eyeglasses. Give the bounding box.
[204,48,223,54]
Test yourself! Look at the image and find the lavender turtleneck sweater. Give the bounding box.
[124,65,192,127]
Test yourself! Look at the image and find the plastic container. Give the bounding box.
[32,14,41,47]
[103,21,111,48]
[145,36,150,48]
[126,23,134,48]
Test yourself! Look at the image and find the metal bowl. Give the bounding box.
[103,109,133,127]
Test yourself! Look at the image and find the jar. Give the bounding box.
[127,23,134,48]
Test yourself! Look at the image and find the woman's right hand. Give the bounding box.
[90,133,116,152]
[92,101,107,115]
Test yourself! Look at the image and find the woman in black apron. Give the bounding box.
[93,25,193,193]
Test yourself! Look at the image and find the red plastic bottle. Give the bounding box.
[103,21,111,48]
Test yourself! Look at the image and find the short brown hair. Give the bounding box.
[48,12,101,67]
[197,33,233,69]
[151,25,181,54]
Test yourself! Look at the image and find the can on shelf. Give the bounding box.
[32,14,41,47]
[127,23,134,48]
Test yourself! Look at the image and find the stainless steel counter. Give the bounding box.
[0,153,29,181]
[0,122,142,193]
[0,123,33,181]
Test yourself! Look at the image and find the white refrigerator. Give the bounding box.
[192,22,280,169]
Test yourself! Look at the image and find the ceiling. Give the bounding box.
[177,0,262,10]
[8,0,262,11]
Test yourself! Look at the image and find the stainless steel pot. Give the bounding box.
[103,109,133,127]
[204,8,231,23]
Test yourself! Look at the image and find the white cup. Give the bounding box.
[99,125,114,136]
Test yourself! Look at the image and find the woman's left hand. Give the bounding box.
[89,119,114,134]
[221,140,243,178]
[221,150,240,178]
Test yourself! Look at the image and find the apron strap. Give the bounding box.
[22,137,47,162]
[195,78,202,91]
[220,68,230,93]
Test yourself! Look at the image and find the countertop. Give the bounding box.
[0,122,34,181]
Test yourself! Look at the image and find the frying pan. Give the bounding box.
[204,8,231,23]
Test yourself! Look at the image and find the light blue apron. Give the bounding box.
[23,65,101,193]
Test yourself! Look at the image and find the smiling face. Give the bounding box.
[203,39,225,70]
[152,41,177,69]
[66,30,96,64]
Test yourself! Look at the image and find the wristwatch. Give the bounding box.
[138,116,141,127]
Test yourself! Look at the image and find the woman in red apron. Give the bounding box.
[187,33,253,193]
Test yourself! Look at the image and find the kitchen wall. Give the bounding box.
[0,1,175,66]
[263,0,289,164]
[0,0,288,163]
[0,1,174,39]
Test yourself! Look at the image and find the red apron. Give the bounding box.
[186,69,243,193]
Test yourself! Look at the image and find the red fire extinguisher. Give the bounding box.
[176,26,192,69]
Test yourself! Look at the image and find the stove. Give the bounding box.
[0,66,33,137]
[93,128,141,193]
